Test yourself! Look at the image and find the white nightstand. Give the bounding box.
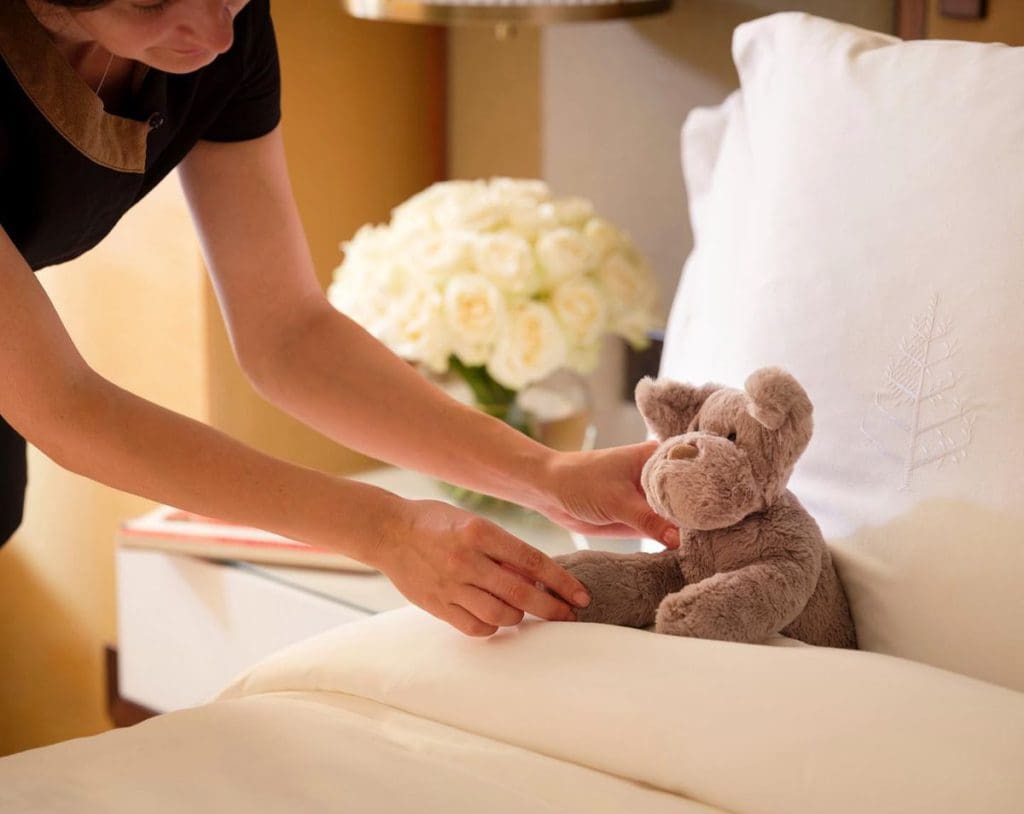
[112,466,655,721]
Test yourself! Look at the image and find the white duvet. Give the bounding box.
[2,606,1022,813]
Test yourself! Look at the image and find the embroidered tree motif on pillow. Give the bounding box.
[861,293,975,490]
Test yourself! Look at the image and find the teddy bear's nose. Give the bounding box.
[667,443,699,461]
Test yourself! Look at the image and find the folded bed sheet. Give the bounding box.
[0,687,712,813]
[220,606,1024,814]
[2,606,1021,813]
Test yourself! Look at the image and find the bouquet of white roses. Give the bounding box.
[327,178,660,399]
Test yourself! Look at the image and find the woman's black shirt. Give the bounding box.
[0,0,282,546]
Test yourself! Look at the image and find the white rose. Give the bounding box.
[487,302,567,391]
[443,274,506,365]
[443,200,507,232]
[505,202,561,241]
[383,282,451,373]
[400,230,472,283]
[536,227,598,287]
[386,209,433,239]
[326,274,360,320]
[489,178,551,203]
[391,180,486,231]
[432,185,507,232]
[486,179,556,241]
[549,278,607,347]
[328,260,408,340]
[340,223,398,267]
[506,207,544,243]
[538,196,595,228]
[326,264,364,312]
[471,232,539,295]
[583,217,626,261]
[331,179,659,377]
[596,250,657,316]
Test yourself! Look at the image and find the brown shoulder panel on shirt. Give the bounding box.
[0,0,148,174]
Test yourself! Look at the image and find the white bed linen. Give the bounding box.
[2,606,1022,813]
[0,687,716,814]
[219,606,1024,814]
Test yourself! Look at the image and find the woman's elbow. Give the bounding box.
[5,370,105,475]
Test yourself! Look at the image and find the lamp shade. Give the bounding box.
[341,0,672,26]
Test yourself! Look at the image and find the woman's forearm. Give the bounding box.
[46,372,405,563]
[249,301,558,510]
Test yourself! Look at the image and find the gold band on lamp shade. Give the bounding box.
[341,0,672,26]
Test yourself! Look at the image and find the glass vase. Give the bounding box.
[434,359,596,513]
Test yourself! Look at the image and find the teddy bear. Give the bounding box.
[555,367,857,649]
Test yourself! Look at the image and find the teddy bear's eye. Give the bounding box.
[727,431,737,443]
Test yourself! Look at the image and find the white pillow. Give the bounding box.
[662,12,1024,691]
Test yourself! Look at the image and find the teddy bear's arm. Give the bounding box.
[553,550,684,627]
[655,542,822,644]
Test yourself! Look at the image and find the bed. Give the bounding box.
[3,7,1023,812]
[2,606,1022,813]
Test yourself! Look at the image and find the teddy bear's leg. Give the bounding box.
[553,550,684,627]
[655,560,813,643]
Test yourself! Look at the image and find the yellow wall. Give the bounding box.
[447,27,540,180]
[205,4,446,468]
[0,1,443,756]
[927,0,1024,43]
[0,176,204,754]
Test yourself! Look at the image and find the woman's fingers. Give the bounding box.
[478,534,587,619]
[624,497,679,548]
[378,499,589,636]
[443,603,499,638]
[538,445,678,549]
[562,520,639,538]
[481,562,578,621]
[455,585,526,628]
[554,511,677,547]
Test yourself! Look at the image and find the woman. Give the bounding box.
[0,0,678,637]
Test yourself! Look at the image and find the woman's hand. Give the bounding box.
[532,441,680,549]
[366,497,592,637]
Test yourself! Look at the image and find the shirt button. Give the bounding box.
[148,112,166,130]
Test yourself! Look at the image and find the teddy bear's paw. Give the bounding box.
[656,589,766,642]
[552,551,621,624]
[654,589,732,639]
[567,600,609,625]
[552,550,617,582]
[552,551,663,627]
[654,594,698,638]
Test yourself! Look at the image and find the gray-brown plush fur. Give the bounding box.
[556,367,857,649]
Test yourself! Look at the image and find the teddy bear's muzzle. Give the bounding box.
[667,443,698,461]
[641,435,762,531]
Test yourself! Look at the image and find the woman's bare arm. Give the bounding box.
[0,226,586,635]
[178,127,676,546]
[179,128,556,510]
[0,224,404,560]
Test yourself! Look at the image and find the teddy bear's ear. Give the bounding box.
[743,367,813,431]
[634,377,722,441]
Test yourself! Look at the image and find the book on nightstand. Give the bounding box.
[117,505,376,572]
